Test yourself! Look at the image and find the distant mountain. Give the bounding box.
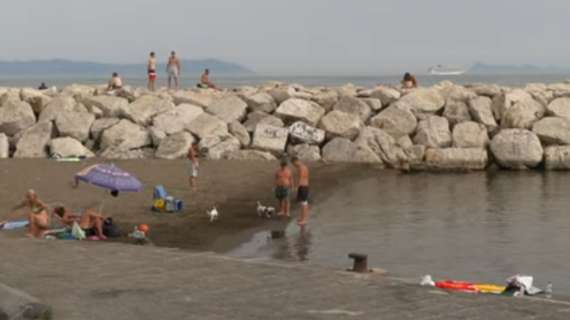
[469,62,570,75]
[0,58,254,75]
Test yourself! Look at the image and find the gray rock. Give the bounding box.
[369,105,417,139]
[0,99,36,136]
[62,84,96,97]
[443,99,472,126]
[491,89,532,121]
[153,103,203,135]
[229,121,251,146]
[332,96,372,121]
[465,83,502,97]
[243,112,284,132]
[251,124,289,154]
[90,118,120,141]
[82,95,129,117]
[544,146,570,170]
[312,90,339,111]
[370,86,400,106]
[468,96,498,131]
[322,137,382,164]
[149,127,168,147]
[275,98,326,126]
[171,90,217,107]
[0,133,8,158]
[546,97,570,121]
[288,144,321,162]
[186,113,229,139]
[413,116,452,148]
[155,132,195,160]
[39,96,87,122]
[452,121,489,148]
[124,95,175,125]
[55,111,95,142]
[355,126,407,168]
[395,88,445,113]
[490,129,543,169]
[206,136,241,160]
[268,87,294,104]
[14,122,53,158]
[362,98,383,112]
[20,88,51,114]
[531,117,570,145]
[289,121,326,145]
[244,92,277,113]
[501,97,544,129]
[435,82,476,102]
[425,148,488,170]
[206,95,248,123]
[100,120,150,151]
[319,110,362,140]
[225,150,277,161]
[49,137,94,158]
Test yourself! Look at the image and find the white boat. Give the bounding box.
[428,65,466,76]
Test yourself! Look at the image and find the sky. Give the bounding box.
[1,0,569,75]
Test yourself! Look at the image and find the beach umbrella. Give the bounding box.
[75,164,143,193]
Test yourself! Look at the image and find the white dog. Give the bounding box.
[206,206,219,223]
[256,201,275,219]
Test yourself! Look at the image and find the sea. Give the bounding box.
[1,73,569,89]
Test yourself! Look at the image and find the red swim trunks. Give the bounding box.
[148,71,157,81]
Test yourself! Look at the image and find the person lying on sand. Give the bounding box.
[11,190,50,238]
[53,206,107,240]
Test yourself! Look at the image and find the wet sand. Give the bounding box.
[0,159,377,251]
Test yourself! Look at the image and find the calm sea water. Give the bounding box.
[1,73,569,89]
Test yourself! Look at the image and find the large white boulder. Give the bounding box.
[186,113,229,139]
[171,90,218,107]
[395,88,445,113]
[82,96,129,117]
[490,129,543,169]
[289,121,326,145]
[100,120,150,151]
[62,84,96,97]
[370,86,400,107]
[251,124,289,154]
[38,96,87,122]
[49,137,94,158]
[0,133,9,158]
[155,131,195,160]
[531,117,570,145]
[491,89,533,121]
[369,105,417,139]
[332,96,372,121]
[425,148,488,171]
[152,103,203,135]
[275,98,325,126]
[465,83,502,97]
[546,97,570,121]
[452,121,489,148]
[229,121,251,147]
[413,116,452,148]
[500,97,544,129]
[288,144,321,162]
[55,111,95,142]
[14,122,53,158]
[123,95,175,125]
[20,88,52,114]
[206,95,248,123]
[90,118,120,141]
[468,96,498,131]
[312,90,339,111]
[322,137,382,164]
[355,126,408,168]
[206,136,242,160]
[244,92,277,113]
[319,110,362,140]
[443,99,471,126]
[544,146,570,170]
[0,99,36,136]
[243,111,284,132]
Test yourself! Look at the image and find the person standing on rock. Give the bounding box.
[147,52,157,91]
[291,156,310,226]
[187,142,199,191]
[167,51,181,90]
[275,159,292,217]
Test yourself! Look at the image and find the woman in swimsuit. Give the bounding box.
[12,190,50,238]
[53,206,107,240]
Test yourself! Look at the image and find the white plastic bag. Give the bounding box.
[71,222,86,240]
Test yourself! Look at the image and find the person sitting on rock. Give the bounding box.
[11,190,50,238]
[198,69,217,89]
[53,206,107,240]
[38,82,48,90]
[401,72,418,89]
[107,72,123,92]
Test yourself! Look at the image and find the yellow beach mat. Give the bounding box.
[474,284,506,294]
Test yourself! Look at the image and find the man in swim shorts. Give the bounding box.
[187,141,199,191]
[292,156,311,226]
[198,69,217,89]
[167,51,181,90]
[274,158,292,217]
[147,52,157,91]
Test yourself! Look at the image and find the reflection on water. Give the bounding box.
[227,171,570,294]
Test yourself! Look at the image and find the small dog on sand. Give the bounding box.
[206,206,219,223]
[257,202,275,219]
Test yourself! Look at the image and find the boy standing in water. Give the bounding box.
[275,159,292,217]
[291,156,310,226]
[187,142,199,191]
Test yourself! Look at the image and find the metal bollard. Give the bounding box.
[348,253,369,273]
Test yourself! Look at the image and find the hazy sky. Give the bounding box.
[1,0,569,75]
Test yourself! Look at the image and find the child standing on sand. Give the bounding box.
[187,142,199,191]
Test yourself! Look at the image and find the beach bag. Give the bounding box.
[71,222,86,240]
[165,196,176,212]
[153,185,168,200]
[103,218,121,238]
[153,199,165,212]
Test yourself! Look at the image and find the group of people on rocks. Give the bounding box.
[105,51,217,93]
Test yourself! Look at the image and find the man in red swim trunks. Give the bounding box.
[147,52,157,91]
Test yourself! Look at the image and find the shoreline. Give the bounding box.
[2,81,570,171]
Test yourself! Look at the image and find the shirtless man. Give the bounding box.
[147,52,157,91]
[291,156,310,226]
[199,69,217,89]
[11,190,49,238]
[53,206,107,240]
[275,159,293,217]
[167,51,181,90]
[187,142,199,191]
[107,72,123,91]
